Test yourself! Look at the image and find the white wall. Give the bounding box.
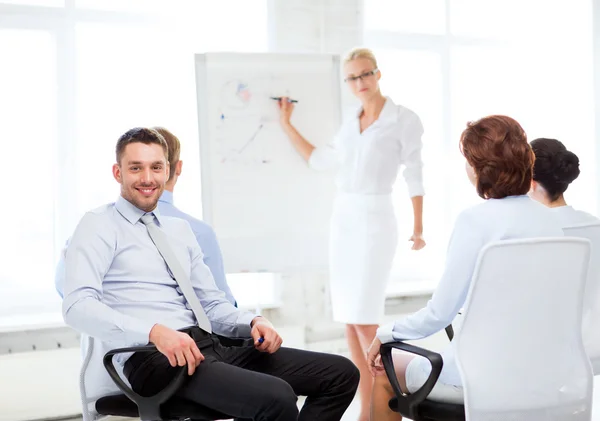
[0,2,365,420]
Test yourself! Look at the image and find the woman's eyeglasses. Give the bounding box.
[344,69,379,83]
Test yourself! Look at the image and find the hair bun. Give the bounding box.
[555,150,580,183]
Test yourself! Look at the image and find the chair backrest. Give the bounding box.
[455,238,593,421]
[563,222,600,374]
[79,335,128,421]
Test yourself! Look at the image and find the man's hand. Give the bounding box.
[366,337,384,377]
[149,324,204,375]
[251,316,283,353]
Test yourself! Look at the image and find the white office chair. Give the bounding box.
[564,222,600,374]
[455,238,593,421]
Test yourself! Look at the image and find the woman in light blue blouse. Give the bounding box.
[367,115,564,419]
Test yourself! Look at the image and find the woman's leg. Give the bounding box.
[346,323,379,421]
[370,351,415,421]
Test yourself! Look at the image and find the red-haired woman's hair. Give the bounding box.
[460,115,534,199]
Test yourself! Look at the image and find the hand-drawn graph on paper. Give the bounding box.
[215,75,291,165]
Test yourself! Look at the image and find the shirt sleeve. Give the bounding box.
[194,224,237,306]
[62,213,156,347]
[307,128,342,171]
[399,112,425,198]
[186,228,256,338]
[377,209,484,343]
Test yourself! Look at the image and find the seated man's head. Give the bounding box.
[529,138,580,206]
[113,127,169,212]
[460,115,534,200]
[152,127,182,189]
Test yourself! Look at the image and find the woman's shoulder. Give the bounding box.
[455,196,534,221]
[555,206,600,227]
[386,99,421,123]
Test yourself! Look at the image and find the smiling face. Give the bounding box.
[343,57,381,101]
[112,142,169,212]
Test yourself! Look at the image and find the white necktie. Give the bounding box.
[140,213,212,333]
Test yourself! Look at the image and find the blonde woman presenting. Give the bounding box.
[277,47,426,421]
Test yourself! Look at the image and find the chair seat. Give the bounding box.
[96,393,231,420]
[389,397,465,421]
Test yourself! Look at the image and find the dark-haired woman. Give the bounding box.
[366,116,564,419]
[530,138,599,226]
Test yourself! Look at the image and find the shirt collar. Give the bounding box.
[159,190,174,205]
[355,96,397,122]
[115,195,165,226]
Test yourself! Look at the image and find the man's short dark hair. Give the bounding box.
[115,127,169,164]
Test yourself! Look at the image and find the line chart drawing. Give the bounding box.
[213,75,292,166]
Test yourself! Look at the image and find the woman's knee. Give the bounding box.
[374,371,395,395]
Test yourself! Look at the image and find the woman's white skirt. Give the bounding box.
[329,192,398,324]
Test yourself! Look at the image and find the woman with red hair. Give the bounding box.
[367,115,564,419]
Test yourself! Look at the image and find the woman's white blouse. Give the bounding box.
[308,97,425,197]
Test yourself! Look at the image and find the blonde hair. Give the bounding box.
[344,47,378,68]
[152,127,180,182]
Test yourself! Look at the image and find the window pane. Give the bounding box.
[372,49,447,283]
[365,0,446,34]
[75,0,165,13]
[0,29,58,316]
[449,0,589,41]
[450,39,595,215]
[73,22,202,224]
[178,1,268,53]
[0,0,63,6]
[73,12,268,232]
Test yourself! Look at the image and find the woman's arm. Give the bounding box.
[278,97,340,171]
[410,195,425,250]
[278,98,315,162]
[377,210,484,343]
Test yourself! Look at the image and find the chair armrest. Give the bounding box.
[103,345,186,421]
[380,341,443,418]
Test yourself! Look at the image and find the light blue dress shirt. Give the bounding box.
[157,190,236,306]
[56,191,237,306]
[62,196,254,349]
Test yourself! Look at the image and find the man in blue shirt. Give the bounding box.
[153,126,236,306]
[62,127,358,420]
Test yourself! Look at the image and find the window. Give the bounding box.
[364,0,446,35]
[365,0,595,290]
[373,49,448,281]
[0,29,60,314]
[0,0,63,6]
[0,1,269,321]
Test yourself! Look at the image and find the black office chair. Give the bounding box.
[381,324,465,421]
[98,336,251,421]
